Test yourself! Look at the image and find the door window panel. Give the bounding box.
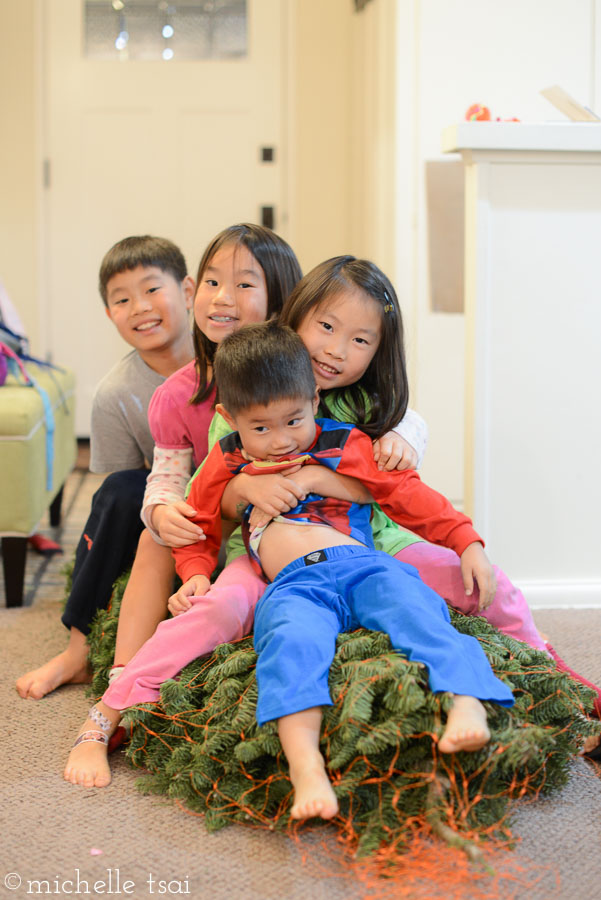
[84,0,247,61]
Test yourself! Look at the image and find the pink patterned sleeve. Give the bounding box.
[141,446,194,542]
[142,380,195,542]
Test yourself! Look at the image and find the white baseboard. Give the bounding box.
[521,580,601,610]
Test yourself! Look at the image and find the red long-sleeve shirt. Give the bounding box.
[173,418,481,584]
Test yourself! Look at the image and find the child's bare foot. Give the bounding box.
[16,649,91,700]
[63,704,120,789]
[16,628,90,700]
[438,695,491,754]
[289,757,339,820]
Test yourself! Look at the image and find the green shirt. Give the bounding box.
[318,388,422,557]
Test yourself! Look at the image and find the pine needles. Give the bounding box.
[86,580,600,859]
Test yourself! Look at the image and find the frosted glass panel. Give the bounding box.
[84,1,247,61]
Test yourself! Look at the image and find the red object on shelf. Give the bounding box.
[465,103,520,123]
[465,103,491,121]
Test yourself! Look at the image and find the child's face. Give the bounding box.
[218,393,320,462]
[296,288,382,390]
[105,265,194,352]
[194,242,268,344]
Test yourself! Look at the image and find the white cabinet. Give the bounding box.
[443,123,601,607]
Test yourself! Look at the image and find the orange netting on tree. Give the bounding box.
[87,610,599,893]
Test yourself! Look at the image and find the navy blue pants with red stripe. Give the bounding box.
[61,469,148,635]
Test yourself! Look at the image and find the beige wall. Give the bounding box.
[349,0,398,276]
[0,0,40,348]
[287,0,355,272]
[289,0,399,273]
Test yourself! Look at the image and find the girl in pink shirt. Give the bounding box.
[106,223,303,688]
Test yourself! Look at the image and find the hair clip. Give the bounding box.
[383,291,394,314]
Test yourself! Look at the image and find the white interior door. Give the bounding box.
[42,0,287,434]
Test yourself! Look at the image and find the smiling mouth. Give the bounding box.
[209,314,237,324]
[134,320,161,332]
[314,359,340,376]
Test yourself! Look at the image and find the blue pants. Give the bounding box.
[253,545,514,725]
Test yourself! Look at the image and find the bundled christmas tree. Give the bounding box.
[87,575,599,864]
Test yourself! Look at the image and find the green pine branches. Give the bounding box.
[86,581,600,857]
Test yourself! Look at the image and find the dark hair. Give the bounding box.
[98,235,187,306]
[214,321,316,416]
[279,256,408,439]
[190,224,303,405]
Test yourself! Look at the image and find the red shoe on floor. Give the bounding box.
[28,533,63,555]
[107,724,131,754]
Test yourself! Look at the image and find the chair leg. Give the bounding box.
[49,484,64,527]
[2,537,27,607]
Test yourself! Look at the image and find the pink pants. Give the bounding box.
[402,545,601,716]
[103,555,265,710]
[398,542,548,651]
[103,541,550,712]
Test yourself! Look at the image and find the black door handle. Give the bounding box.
[261,206,275,230]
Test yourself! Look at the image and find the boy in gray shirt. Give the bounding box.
[16,235,194,700]
[90,349,163,473]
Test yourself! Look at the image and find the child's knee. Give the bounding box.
[136,528,173,564]
[189,590,253,641]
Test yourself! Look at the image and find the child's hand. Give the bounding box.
[247,467,372,531]
[293,465,373,504]
[235,469,306,519]
[153,501,206,548]
[244,469,305,530]
[372,432,418,471]
[167,574,210,616]
[248,506,274,532]
[460,543,497,610]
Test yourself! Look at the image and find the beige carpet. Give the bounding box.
[2,469,601,899]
